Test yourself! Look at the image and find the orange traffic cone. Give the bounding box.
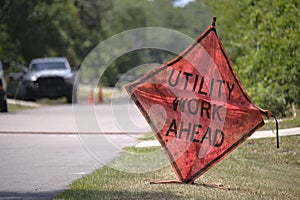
[88,88,94,104]
[97,86,103,103]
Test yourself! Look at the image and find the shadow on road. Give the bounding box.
[54,189,181,199]
[0,190,62,200]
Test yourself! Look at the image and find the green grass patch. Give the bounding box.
[137,132,156,141]
[77,86,115,102]
[261,117,300,131]
[37,97,67,105]
[55,136,300,200]
[7,103,35,112]
[139,116,300,141]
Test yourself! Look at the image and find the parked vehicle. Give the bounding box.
[7,57,78,103]
[0,61,8,112]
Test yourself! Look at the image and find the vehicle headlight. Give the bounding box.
[24,80,35,87]
[30,76,37,81]
[65,76,73,84]
[0,79,3,91]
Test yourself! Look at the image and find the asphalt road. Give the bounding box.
[0,133,139,199]
[0,103,147,199]
[1,103,299,199]
[0,103,150,134]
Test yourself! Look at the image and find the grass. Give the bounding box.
[138,115,300,142]
[137,132,156,141]
[7,85,115,106]
[7,103,35,112]
[55,136,300,200]
[37,97,67,105]
[77,86,116,102]
[261,117,300,131]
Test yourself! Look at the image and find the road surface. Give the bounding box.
[0,133,139,199]
[0,103,147,199]
[0,104,150,134]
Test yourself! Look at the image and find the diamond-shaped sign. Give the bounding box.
[126,19,272,183]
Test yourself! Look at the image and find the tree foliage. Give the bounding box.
[205,0,299,116]
[0,0,83,65]
[0,0,298,116]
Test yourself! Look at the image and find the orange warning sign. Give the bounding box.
[126,19,272,183]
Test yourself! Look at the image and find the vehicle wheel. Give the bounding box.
[0,98,8,112]
[66,93,77,104]
[24,93,36,102]
[22,89,36,102]
[19,86,35,101]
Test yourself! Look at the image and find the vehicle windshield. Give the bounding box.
[31,62,66,71]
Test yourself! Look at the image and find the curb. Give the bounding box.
[0,131,143,135]
[7,98,41,107]
[136,127,300,148]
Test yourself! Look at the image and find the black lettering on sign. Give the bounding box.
[187,98,199,115]
[168,69,181,87]
[183,72,193,90]
[209,79,215,96]
[217,79,225,98]
[173,98,224,121]
[172,98,187,112]
[213,129,224,147]
[166,119,177,136]
[165,119,225,148]
[193,74,199,91]
[226,82,235,100]
[167,69,236,101]
[178,121,191,139]
[201,100,211,119]
[190,123,202,141]
[197,76,207,95]
[200,127,212,145]
[212,104,223,121]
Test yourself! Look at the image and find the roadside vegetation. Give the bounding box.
[55,136,300,200]
[1,1,298,199]
[138,110,300,142]
[7,103,34,112]
[0,0,298,118]
[261,117,300,131]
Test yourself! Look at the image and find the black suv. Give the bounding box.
[0,61,8,112]
[7,57,78,103]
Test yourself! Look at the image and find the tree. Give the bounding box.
[98,0,211,86]
[0,0,83,66]
[203,0,299,116]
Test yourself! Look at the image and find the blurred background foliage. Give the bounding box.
[0,0,299,117]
